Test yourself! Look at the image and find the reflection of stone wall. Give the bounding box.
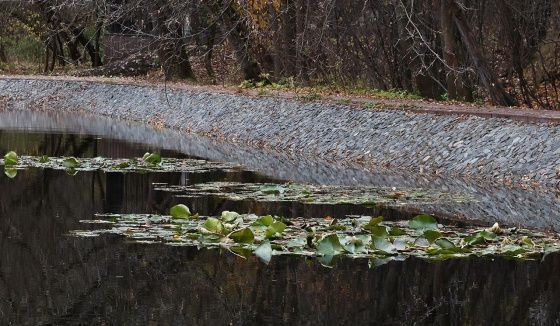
[2,228,560,325]
[103,34,155,63]
[0,111,559,231]
[0,135,559,324]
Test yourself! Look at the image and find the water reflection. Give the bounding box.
[0,131,559,325]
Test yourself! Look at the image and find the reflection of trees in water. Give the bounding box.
[2,170,560,326]
[22,245,560,325]
[0,133,559,324]
[0,133,178,323]
[0,167,184,324]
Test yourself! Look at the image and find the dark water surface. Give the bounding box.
[1,131,560,325]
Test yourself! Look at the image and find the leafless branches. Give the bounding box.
[1,0,559,108]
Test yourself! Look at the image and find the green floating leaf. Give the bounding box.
[327,219,347,231]
[170,204,191,219]
[286,237,307,250]
[39,155,49,163]
[265,221,286,239]
[368,216,384,226]
[464,230,497,246]
[221,211,241,222]
[394,237,408,251]
[316,234,346,256]
[478,230,497,241]
[75,211,559,265]
[372,236,397,254]
[143,152,162,165]
[521,236,535,247]
[414,237,430,247]
[198,233,223,244]
[342,235,369,254]
[230,228,255,244]
[255,240,273,264]
[4,167,17,179]
[260,184,285,195]
[435,238,456,249]
[389,227,407,236]
[368,225,388,238]
[501,244,526,256]
[363,216,384,232]
[253,215,275,227]
[4,151,18,166]
[114,161,130,169]
[62,157,80,169]
[427,238,469,255]
[202,217,225,235]
[423,230,442,244]
[409,214,438,231]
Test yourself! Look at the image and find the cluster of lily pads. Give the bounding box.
[71,204,560,267]
[154,181,472,206]
[1,151,238,178]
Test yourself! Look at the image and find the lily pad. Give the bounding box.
[62,157,80,169]
[170,204,191,219]
[342,235,369,254]
[71,211,560,267]
[408,215,438,231]
[201,217,225,235]
[158,182,473,208]
[230,228,255,244]
[423,230,442,244]
[4,151,18,166]
[143,152,162,165]
[372,236,397,254]
[221,211,241,223]
[255,240,273,264]
[265,221,286,239]
[317,234,346,256]
[260,184,285,195]
[253,215,275,227]
[463,230,497,246]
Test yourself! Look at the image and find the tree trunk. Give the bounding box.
[73,27,102,67]
[94,3,103,67]
[156,20,195,80]
[216,1,262,80]
[295,0,309,82]
[393,0,443,99]
[440,0,471,101]
[273,0,297,77]
[204,23,217,82]
[0,43,7,63]
[189,4,214,81]
[450,1,516,106]
[56,33,65,66]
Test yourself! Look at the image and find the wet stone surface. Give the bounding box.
[1,78,559,187]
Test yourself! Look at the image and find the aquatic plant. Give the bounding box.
[154,181,473,206]
[71,206,560,268]
[0,154,238,173]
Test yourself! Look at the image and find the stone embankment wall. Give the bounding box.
[1,77,558,187]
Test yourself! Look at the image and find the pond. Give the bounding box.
[1,124,560,324]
